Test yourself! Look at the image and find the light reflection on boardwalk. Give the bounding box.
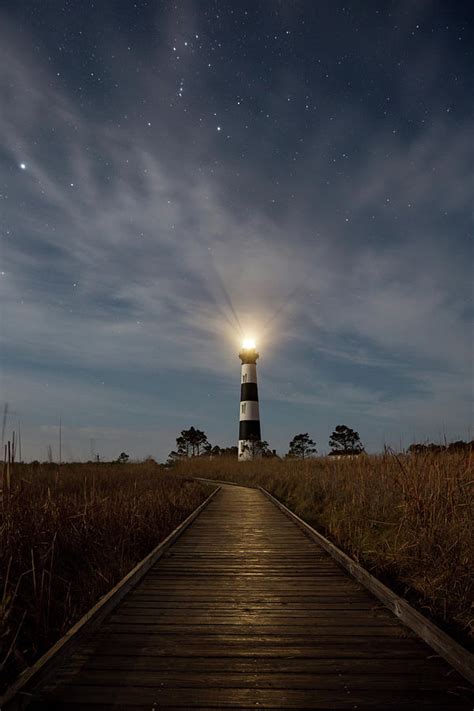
[32,485,472,709]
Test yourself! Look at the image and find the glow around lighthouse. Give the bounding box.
[238,340,261,460]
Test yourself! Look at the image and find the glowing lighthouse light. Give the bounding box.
[238,338,261,460]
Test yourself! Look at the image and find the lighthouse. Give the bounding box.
[238,339,261,460]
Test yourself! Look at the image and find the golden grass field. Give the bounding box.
[172,451,473,649]
[0,462,209,691]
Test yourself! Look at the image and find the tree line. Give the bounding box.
[115,431,472,465]
[407,440,473,455]
[167,424,365,462]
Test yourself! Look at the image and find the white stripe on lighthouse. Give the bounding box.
[241,364,257,384]
[240,400,260,420]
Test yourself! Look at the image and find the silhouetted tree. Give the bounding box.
[241,435,271,458]
[185,427,210,456]
[168,427,211,463]
[287,433,317,459]
[117,452,129,463]
[222,446,239,457]
[447,440,473,453]
[408,440,473,455]
[407,443,426,455]
[329,425,364,455]
[410,442,445,455]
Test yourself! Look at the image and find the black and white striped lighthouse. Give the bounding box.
[238,340,261,460]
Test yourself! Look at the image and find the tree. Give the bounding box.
[221,445,239,457]
[407,442,443,455]
[448,440,474,453]
[329,425,364,455]
[240,435,271,458]
[168,427,211,463]
[287,433,317,459]
[117,452,129,463]
[183,427,210,456]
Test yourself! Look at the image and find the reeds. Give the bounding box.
[173,450,473,648]
[0,461,208,691]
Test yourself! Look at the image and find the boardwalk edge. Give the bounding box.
[193,476,245,487]
[260,486,474,685]
[0,485,220,711]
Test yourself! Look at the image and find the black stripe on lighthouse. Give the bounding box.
[239,420,261,440]
[240,382,259,401]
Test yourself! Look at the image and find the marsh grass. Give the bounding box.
[173,451,473,648]
[0,461,208,691]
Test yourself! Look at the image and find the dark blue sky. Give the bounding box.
[1,0,472,460]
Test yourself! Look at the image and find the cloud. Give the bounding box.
[0,6,472,458]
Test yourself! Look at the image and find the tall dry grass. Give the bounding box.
[0,461,209,691]
[173,451,473,648]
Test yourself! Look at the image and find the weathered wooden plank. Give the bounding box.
[103,623,409,637]
[136,580,366,588]
[152,573,352,579]
[34,684,472,708]
[110,612,397,624]
[79,655,459,675]
[117,598,386,624]
[120,601,381,610]
[127,596,377,604]
[24,705,467,711]
[52,669,468,691]
[89,639,432,658]
[26,705,467,711]
[156,571,349,575]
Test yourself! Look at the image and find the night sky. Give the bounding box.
[1,1,473,461]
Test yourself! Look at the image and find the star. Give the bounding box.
[20,163,26,170]
[217,126,221,131]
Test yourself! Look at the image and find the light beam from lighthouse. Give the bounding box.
[238,340,261,460]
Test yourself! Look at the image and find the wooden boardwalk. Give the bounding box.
[26,485,472,709]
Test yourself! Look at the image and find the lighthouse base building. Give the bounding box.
[238,343,261,460]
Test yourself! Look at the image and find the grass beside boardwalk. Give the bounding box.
[173,452,473,649]
[0,462,209,692]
